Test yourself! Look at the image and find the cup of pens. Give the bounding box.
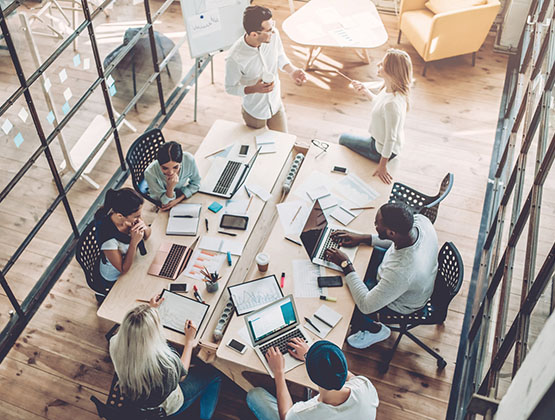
[201,267,221,293]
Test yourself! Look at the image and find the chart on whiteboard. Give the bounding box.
[229,275,283,315]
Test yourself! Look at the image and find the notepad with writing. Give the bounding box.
[304,305,342,339]
[166,203,202,235]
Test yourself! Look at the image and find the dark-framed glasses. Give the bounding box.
[311,139,329,157]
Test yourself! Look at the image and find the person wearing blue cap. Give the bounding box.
[246,339,379,419]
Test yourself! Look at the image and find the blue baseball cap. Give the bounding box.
[305,340,348,390]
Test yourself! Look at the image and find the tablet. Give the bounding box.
[157,289,210,336]
[228,275,283,316]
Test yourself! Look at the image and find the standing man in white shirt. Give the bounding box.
[246,339,379,420]
[225,5,306,133]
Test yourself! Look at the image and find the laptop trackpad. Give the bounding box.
[283,352,303,371]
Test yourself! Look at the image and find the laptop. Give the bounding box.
[199,147,261,199]
[147,237,199,280]
[245,295,312,378]
[300,199,358,271]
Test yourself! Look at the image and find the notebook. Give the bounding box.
[166,203,202,235]
[255,131,277,154]
[304,305,342,338]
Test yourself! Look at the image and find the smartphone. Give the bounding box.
[331,166,348,174]
[227,338,247,354]
[239,144,250,157]
[220,214,249,230]
[169,283,188,292]
[317,275,343,288]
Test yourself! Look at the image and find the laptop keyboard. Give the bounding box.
[214,161,241,194]
[260,329,308,356]
[318,229,340,260]
[159,244,187,278]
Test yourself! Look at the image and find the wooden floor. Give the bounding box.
[0,0,515,419]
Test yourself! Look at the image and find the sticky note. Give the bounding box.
[18,107,28,123]
[73,54,81,67]
[63,87,72,101]
[14,132,24,148]
[44,78,52,92]
[46,111,55,125]
[83,58,90,70]
[1,119,13,135]
[106,75,115,86]
[208,202,223,213]
[59,68,67,83]
[62,101,70,115]
[109,84,117,97]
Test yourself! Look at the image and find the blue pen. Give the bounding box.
[227,251,232,266]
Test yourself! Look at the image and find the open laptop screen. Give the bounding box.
[246,296,297,344]
[300,199,328,259]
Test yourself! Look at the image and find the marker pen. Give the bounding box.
[227,251,232,266]
[320,295,337,302]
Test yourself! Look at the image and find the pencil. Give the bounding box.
[246,194,254,211]
[348,206,375,210]
[204,146,227,158]
[136,299,149,303]
[290,205,302,224]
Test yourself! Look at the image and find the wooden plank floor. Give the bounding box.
[0,0,515,418]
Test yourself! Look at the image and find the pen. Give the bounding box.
[193,285,205,304]
[280,272,285,288]
[244,185,251,198]
[313,313,334,328]
[320,295,337,302]
[284,236,302,246]
[205,218,209,232]
[349,206,375,211]
[227,251,232,266]
[290,206,302,225]
[204,145,228,158]
[246,194,254,212]
[136,299,150,303]
[304,317,321,333]
[218,230,237,237]
[174,215,193,218]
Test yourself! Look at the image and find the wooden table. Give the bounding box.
[97,120,296,345]
[214,142,397,390]
[282,0,388,69]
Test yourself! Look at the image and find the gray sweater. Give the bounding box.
[345,215,438,314]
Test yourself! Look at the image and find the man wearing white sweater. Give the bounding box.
[325,202,438,349]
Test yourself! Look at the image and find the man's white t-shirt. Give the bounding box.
[285,376,378,420]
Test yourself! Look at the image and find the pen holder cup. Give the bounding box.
[205,282,219,293]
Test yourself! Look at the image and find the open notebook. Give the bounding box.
[166,203,202,235]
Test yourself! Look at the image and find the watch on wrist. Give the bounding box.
[340,260,352,269]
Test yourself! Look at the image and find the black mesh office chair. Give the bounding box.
[388,173,454,223]
[377,242,463,373]
[75,221,110,301]
[126,128,166,206]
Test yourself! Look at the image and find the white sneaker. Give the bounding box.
[347,324,391,349]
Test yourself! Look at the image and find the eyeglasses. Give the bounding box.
[311,139,329,157]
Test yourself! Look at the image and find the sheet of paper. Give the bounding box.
[329,27,356,47]
[318,194,338,210]
[276,201,311,236]
[225,198,249,215]
[244,183,271,202]
[293,171,334,203]
[229,275,283,315]
[306,185,329,201]
[304,305,342,338]
[255,131,277,154]
[331,172,379,207]
[179,248,225,282]
[158,291,209,335]
[292,260,325,298]
[238,325,253,347]
[187,9,222,39]
[199,236,244,256]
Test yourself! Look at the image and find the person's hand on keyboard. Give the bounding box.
[265,346,285,377]
[287,337,309,361]
[324,248,349,267]
[331,230,366,247]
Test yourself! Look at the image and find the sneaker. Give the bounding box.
[347,324,391,349]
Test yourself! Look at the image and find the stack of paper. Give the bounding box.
[199,236,244,256]
[304,305,342,338]
[255,131,277,154]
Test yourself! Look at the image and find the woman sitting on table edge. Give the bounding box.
[144,141,201,211]
[339,48,413,184]
[94,188,151,290]
[110,295,222,418]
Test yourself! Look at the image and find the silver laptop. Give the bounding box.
[199,148,260,199]
[300,199,358,271]
[245,295,312,378]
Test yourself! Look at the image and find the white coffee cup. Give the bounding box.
[262,71,274,84]
[255,252,270,272]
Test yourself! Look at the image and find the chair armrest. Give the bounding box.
[400,0,428,14]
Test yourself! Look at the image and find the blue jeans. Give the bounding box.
[350,246,404,332]
[246,387,280,420]
[338,134,396,163]
[170,363,222,419]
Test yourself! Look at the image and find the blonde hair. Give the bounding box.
[382,48,413,98]
[110,304,182,401]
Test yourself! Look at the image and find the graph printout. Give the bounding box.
[157,290,209,336]
[228,275,283,316]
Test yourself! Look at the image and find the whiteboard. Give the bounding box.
[180,0,251,59]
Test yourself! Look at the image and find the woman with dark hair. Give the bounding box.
[144,141,201,211]
[94,188,151,288]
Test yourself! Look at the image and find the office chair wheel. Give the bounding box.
[437,358,447,370]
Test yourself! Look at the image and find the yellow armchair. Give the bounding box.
[398,0,500,75]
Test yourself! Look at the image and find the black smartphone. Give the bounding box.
[169,283,188,292]
[239,145,250,157]
[220,214,249,230]
[227,338,247,354]
[317,275,343,288]
[331,166,348,174]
